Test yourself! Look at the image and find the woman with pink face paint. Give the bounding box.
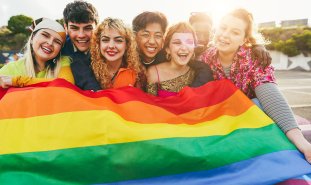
[146,22,196,97]
[90,18,145,90]
[0,18,74,88]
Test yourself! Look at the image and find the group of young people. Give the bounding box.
[0,0,310,163]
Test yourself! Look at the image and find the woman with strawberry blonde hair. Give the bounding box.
[201,8,311,163]
[146,22,197,97]
[90,17,145,89]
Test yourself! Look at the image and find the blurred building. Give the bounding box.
[280,19,308,28]
[258,21,276,29]
[258,19,309,29]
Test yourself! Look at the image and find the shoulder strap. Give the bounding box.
[154,65,161,89]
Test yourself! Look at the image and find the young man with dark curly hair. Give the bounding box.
[62,0,101,90]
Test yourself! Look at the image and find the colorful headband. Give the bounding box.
[29,18,66,43]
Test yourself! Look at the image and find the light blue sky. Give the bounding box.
[1,0,310,27]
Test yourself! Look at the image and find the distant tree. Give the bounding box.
[13,33,28,50]
[8,15,33,35]
[0,26,11,36]
[261,27,310,57]
[292,30,311,55]
[56,19,64,27]
[271,39,300,57]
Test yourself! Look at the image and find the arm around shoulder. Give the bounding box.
[189,60,214,87]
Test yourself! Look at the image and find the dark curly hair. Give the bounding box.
[63,0,99,25]
[132,11,168,33]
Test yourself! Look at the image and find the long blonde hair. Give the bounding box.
[23,31,62,78]
[91,17,145,89]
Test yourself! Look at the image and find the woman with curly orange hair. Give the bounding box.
[90,17,145,89]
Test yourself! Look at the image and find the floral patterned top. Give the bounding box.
[201,46,276,99]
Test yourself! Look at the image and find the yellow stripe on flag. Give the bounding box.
[0,106,272,155]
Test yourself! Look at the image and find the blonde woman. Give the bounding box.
[90,17,145,89]
[0,18,74,88]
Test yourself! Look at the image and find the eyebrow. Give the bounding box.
[143,29,163,34]
[171,38,194,42]
[114,36,124,39]
[101,35,124,39]
[232,28,242,32]
[171,39,183,42]
[84,25,94,29]
[55,38,63,44]
[42,31,62,44]
[41,31,51,35]
[69,25,79,28]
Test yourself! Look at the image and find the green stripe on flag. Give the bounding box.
[0,124,294,185]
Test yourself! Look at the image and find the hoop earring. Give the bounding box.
[191,53,196,60]
[52,53,61,64]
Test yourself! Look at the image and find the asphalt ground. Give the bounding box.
[275,70,311,142]
[275,70,311,120]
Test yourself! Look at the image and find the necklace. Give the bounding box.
[142,59,155,65]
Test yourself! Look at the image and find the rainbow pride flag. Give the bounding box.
[0,79,310,185]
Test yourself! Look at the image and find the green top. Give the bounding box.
[0,56,71,77]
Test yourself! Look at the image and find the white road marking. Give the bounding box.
[300,124,311,131]
[286,90,311,96]
[278,86,311,90]
[291,104,311,108]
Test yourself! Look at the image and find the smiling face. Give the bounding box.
[135,22,164,62]
[65,21,96,52]
[214,15,247,54]
[31,29,63,63]
[166,32,195,66]
[100,28,126,64]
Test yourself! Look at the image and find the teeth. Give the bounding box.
[178,54,188,60]
[147,47,156,52]
[77,40,87,43]
[42,46,52,53]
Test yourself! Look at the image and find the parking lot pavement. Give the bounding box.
[275,70,311,141]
